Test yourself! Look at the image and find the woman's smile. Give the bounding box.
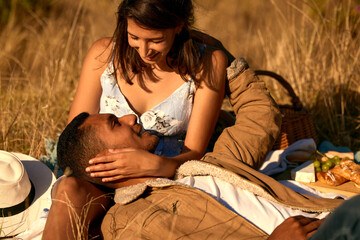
[144,51,160,61]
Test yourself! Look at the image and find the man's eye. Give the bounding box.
[112,120,120,128]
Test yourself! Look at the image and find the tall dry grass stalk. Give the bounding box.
[196,0,360,149]
[0,0,359,158]
[0,0,116,157]
[256,0,360,148]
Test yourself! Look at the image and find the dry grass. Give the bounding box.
[0,0,117,157]
[51,192,109,240]
[0,0,359,158]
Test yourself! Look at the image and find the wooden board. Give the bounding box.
[303,181,360,197]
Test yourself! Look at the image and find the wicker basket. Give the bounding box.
[254,70,318,150]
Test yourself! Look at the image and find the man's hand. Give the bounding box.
[268,215,325,240]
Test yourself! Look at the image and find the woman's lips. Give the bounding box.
[144,52,159,61]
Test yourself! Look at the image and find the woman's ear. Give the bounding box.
[175,23,184,34]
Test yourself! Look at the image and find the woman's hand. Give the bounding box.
[85,148,174,182]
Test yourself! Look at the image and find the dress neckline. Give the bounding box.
[117,80,191,117]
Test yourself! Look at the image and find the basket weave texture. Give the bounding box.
[254,70,318,150]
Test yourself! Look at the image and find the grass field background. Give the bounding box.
[1,0,359,158]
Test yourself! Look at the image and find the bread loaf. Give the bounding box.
[316,170,348,186]
[331,163,360,185]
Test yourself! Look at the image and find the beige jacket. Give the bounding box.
[101,58,344,239]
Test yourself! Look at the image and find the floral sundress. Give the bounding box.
[99,63,196,157]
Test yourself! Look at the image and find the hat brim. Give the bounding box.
[0,152,56,237]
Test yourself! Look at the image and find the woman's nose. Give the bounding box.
[138,41,149,57]
[119,114,137,126]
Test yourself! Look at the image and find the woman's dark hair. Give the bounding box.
[111,0,207,88]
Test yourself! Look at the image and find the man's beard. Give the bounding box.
[149,136,160,153]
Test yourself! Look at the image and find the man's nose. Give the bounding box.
[119,114,137,126]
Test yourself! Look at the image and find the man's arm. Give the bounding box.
[208,58,282,169]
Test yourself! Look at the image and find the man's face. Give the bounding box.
[82,114,159,152]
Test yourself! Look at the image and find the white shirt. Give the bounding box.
[177,175,335,235]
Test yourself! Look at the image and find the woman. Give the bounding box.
[43,0,229,239]
[69,0,228,182]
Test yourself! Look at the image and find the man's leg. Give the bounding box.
[310,195,360,240]
[42,177,113,240]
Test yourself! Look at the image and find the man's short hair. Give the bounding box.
[57,112,106,184]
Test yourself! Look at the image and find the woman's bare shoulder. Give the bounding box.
[202,47,228,76]
[191,30,234,63]
[196,48,227,89]
[210,48,228,66]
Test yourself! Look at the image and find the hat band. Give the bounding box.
[0,180,35,218]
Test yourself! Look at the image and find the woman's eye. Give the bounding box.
[152,39,163,44]
[128,35,138,40]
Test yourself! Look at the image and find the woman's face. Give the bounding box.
[127,18,181,67]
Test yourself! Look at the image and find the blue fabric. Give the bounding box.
[99,62,195,157]
[318,140,360,164]
[318,141,352,153]
[310,194,360,240]
[39,137,63,178]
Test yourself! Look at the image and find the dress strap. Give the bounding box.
[198,43,207,59]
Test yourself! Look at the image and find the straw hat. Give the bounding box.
[0,150,56,238]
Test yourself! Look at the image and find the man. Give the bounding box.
[53,112,360,240]
[42,113,158,240]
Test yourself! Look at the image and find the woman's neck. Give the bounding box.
[151,57,175,73]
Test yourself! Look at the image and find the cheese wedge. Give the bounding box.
[291,160,315,183]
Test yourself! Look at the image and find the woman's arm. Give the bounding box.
[159,49,228,174]
[68,38,112,123]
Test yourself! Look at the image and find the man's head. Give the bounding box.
[57,112,159,185]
